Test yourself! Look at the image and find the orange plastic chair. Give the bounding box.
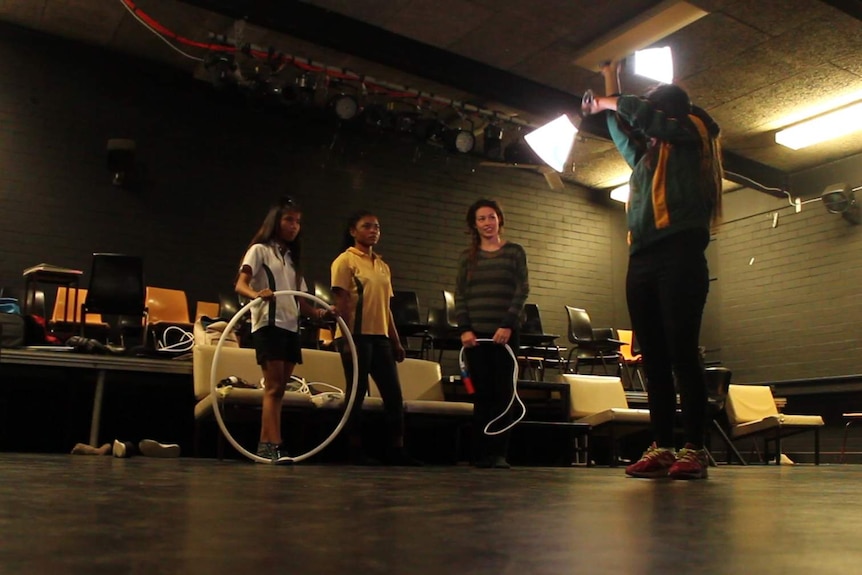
[194,301,220,321]
[53,287,103,324]
[146,286,191,324]
[616,329,645,391]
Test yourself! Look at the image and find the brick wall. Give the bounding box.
[716,192,862,382]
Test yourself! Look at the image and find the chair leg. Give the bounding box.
[566,348,576,373]
[814,428,820,466]
[635,365,647,391]
[608,427,618,467]
[775,433,782,465]
[704,446,718,467]
[713,419,747,465]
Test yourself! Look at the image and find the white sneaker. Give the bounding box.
[138,439,180,458]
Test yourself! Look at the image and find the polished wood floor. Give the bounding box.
[1,453,860,575]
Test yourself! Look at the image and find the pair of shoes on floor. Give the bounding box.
[625,442,708,480]
[71,443,112,456]
[256,442,291,464]
[113,439,181,459]
[474,455,511,469]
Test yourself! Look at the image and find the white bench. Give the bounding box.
[563,374,651,466]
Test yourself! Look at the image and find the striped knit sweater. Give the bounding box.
[455,242,529,335]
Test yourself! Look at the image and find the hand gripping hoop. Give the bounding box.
[209,290,358,464]
[459,339,526,436]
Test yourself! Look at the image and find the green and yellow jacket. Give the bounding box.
[607,95,718,255]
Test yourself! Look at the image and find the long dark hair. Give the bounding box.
[239,196,303,286]
[341,209,376,251]
[465,198,505,277]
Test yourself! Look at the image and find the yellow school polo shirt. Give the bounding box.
[331,247,393,337]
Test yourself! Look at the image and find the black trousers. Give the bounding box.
[339,335,405,442]
[465,335,519,461]
[626,230,709,448]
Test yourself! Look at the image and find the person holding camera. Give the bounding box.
[583,62,723,480]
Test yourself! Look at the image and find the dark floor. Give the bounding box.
[1,454,860,575]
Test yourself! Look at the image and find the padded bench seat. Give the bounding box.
[193,344,472,418]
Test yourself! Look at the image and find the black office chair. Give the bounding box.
[391,290,430,358]
[426,290,461,362]
[518,303,565,380]
[563,305,623,375]
[704,366,746,465]
[305,281,337,350]
[81,253,147,347]
[217,291,253,347]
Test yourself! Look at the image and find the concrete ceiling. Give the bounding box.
[1,0,861,199]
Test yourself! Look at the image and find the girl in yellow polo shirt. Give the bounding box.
[331,210,420,466]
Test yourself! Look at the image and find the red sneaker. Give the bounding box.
[625,442,676,478]
[668,444,709,480]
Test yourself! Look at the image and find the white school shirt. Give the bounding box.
[240,242,308,332]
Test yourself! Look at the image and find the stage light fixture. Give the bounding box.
[412,118,446,141]
[442,128,476,154]
[775,101,862,150]
[330,94,359,120]
[203,53,239,90]
[483,124,504,160]
[359,103,391,129]
[281,73,316,106]
[524,114,578,172]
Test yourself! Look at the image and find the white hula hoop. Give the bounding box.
[209,290,358,464]
[459,339,525,436]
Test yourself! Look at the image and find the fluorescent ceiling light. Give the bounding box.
[634,47,674,84]
[775,101,862,150]
[524,114,577,172]
[573,0,708,69]
[610,184,630,203]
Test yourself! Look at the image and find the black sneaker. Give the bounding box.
[256,442,290,464]
[491,456,511,469]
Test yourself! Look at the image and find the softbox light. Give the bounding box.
[634,47,674,84]
[524,114,577,172]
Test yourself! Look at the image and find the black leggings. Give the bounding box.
[465,336,519,460]
[626,230,709,448]
[339,335,405,442]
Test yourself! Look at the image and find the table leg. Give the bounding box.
[89,369,107,446]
